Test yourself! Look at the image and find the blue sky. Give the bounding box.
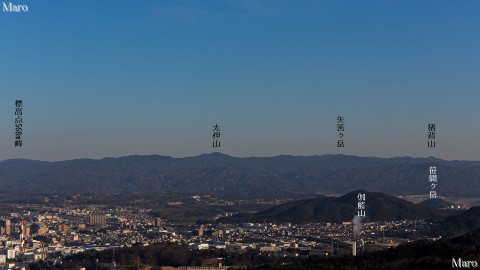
[1,0,479,161]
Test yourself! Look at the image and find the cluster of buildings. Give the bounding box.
[0,200,440,269]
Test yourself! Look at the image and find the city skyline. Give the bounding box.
[1,0,479,161]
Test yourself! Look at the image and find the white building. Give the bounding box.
[7,249,16,259]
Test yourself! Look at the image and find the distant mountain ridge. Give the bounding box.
[0,153,479,197]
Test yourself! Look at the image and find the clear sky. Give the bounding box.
[1,0,479,161]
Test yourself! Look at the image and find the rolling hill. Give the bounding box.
[217,190,443,223]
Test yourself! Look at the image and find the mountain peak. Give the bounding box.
[197,152,233,158]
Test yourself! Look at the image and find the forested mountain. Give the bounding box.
[1,153,479,197]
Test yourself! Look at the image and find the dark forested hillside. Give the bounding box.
[218,190,443,223]
[1,153,480,197]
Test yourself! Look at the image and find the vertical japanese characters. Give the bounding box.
[427,123,436,148]
[357,193,365,217]
[212,124,220,148]
[429,166,437,199]
[14,100,23,147]
[428,123,437,198]
[337,115,345,147]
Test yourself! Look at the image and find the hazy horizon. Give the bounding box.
[2,152,479,163]
[2,1,479,161]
